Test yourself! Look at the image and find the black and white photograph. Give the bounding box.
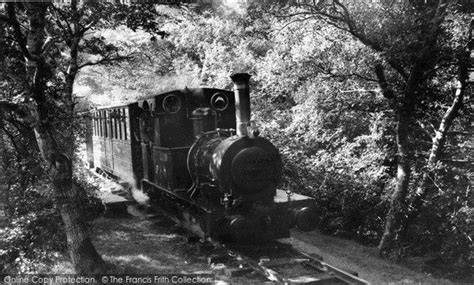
[0,0,472,284]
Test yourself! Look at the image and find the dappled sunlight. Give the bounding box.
[104,254,153,263]
[98,25,151,46]
[102,254,177,272]
[140,233,179,241]
[96,230,131,242]
[49,260,75,274]
[102,251,208,273]
[90,215,211,274]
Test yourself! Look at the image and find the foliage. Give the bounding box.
[1,116,102,274]
[73,168,105,222]
[0,167,103,274]
[0,212,65,274]
[402,165,473,277]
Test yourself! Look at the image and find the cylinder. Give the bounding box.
[230,73,251,136]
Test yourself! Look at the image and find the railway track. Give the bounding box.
[92,172,370,284]
[205,239,370,284]
[124,197,370,284]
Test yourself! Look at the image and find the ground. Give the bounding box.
[92,213,211,274]
[285,232,456,284]
[49,205,462,284]
[51,205,266,283]
[47,171,467,284]
[2,169,467,283]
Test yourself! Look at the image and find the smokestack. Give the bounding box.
[230,73,251,136]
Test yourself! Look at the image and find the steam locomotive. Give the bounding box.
[85,73,317,242]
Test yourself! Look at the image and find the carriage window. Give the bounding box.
[111,111,114,139]
[92,113,95,136]
[102,111,105,138]
[108,110,112,138]
[103,111,106,137]
[116,109,122,140]
[115,110,119,139]
[109,111,112,138]
[101,111,105,137]
[99,112,102,137]
[125,109,129,140]
[120,109,124,140]
[103,111,108,138]
[113,110,117,139]
[110,111,114,139]
[123,108,126,140]
[110,111,113,139]
[98,111,101,137]
[96,112,98,137]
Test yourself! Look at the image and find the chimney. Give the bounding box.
[230,73,251,136]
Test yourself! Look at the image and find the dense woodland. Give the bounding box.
[0,0,472,280]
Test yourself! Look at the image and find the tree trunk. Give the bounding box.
[52,154,104,273]
[377,5,447,253]
[403,72,467,237]
[378,111,411,254]
[21,2,104,273]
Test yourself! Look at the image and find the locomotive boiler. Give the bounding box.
[87,73,317,242]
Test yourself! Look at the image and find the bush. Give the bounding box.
[0,168,104,274]
[401,166,473,278]
[73,172,105,222]
[0,211,66,274]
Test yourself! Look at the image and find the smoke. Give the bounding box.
[131,187,150,205]
[218,0,247,15]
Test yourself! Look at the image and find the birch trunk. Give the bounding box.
[404,76,467,234]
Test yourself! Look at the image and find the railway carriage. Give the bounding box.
[86,73,317,242]
[90,103,143,187]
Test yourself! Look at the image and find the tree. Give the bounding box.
[280,0,472,254]
[0,1,165,273]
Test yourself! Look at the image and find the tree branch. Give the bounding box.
[78,54,134,69]
[415,120,435,139]
[1,124,21,155]
[440,159,474,164]
[6,3,33,60]
[0,13,10,23]
[50,4,73,38]
[290,2,410,81]
[78,21,95,36]
[374,64,396,100]
[0,100,26,116]
[447,131,473,136]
